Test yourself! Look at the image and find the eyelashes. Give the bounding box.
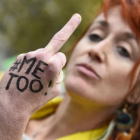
[88,34,131,58]
[89,34,103,42]
[117,46,130,58]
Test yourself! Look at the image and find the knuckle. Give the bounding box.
[49,55,66,71]
[68,21,76,29]
[53,31,68,42]
[36,51,44,59]
[54,90,61,96]
[58,52,66,64]
[26,52,33,58]
[48,61,59,75]
[51,85,61,96]
[49,60,58,69]
[17,53,25,59]
[55,85,61,95]
[59,52,66,59]
[26,49,44,60]
[35,48,43,53]
[57,52,66,67]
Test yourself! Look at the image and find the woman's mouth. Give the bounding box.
[76,63,100,80]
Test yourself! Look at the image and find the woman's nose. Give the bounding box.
[88,40,110,63]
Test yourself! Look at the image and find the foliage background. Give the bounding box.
[0,0,102,70]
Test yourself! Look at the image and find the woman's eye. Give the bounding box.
[117,46,130,58]
[89,34,103,42]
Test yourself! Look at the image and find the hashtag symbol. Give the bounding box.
[9,59,22,72]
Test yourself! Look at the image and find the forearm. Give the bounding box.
[0,13,81,140]
[0,95,30,140]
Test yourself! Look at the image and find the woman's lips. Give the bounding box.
[76,64,99,80]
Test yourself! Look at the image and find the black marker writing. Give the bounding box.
[48,81,52,87]
[32,60,48,79]
[10,60,22,72]
[6,56,50,95]
[18,56,36,74]
[30,79,43,93]
[6,73,19,90]
[17,76,29,92]
[6,73,44,93]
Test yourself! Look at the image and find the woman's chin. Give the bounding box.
[65,75,86,93]
[64,75,95,102]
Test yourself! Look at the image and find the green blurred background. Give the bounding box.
[0,0,102,70]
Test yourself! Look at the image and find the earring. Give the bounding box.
[115,104,133,132]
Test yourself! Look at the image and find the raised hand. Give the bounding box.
[0,14,81,140]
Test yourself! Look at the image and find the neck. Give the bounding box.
[45,93,119,139]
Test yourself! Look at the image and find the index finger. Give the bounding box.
[45,14,81,55]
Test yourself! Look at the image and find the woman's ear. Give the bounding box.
[126,80,140,104]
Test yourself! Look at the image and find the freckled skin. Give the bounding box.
[0,14,81,140]
[1,14,81,113]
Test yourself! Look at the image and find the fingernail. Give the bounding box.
[73,13,81,21]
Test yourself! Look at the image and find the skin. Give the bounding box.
[0,14,81,140]
[25,7,140,140]
[0,6,140,140]
[66,6,140,106]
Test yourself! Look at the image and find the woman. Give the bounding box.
[0,0,140,140]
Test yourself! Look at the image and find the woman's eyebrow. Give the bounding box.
[124,32,136,41]
[93,20,109,28]
[117,32,137,43]
[116,32,139,55]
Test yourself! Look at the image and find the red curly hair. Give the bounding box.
[102,0,140,41]
[67,1,140,139]
[102,0,140,140]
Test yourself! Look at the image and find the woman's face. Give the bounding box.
[65,7,140,106]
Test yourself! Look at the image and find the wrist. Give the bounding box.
[0,94,30,140]
[0,92,31,121]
